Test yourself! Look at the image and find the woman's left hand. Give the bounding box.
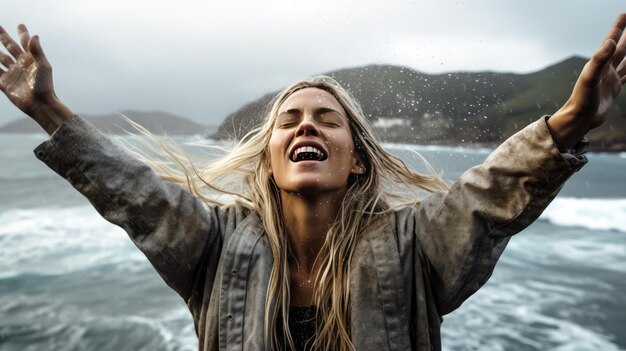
[547,13,626,150]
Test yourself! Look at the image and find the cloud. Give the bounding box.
[0,0,623,126]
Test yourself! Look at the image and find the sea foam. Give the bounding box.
[0,207,145,276]
[540,197,626,233]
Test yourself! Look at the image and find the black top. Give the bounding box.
[287,305,318,350]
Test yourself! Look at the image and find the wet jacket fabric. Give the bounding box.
[34,115,587,350]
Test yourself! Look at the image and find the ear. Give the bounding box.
[350,154,366,175]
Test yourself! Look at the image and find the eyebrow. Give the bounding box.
[277,107,344,117]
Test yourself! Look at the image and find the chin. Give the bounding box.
[281,180,346,196]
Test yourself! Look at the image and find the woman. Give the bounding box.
[0,14,624,350]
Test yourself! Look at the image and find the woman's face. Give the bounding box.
[268,87,364,195]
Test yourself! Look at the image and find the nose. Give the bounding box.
[294,119,319,137]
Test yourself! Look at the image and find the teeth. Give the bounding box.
[291,146,325,161]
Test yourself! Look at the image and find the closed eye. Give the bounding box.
[322,122,340,127]
[276,117,298,128]
[320,114,343,127]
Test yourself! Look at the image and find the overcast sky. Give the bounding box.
[0,1,624,126]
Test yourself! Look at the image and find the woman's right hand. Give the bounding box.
[0,24,73,135]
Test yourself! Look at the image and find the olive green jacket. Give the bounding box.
[34,115,587,350]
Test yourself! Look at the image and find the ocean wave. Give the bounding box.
[182,135,223,147]
[2,197,623,277]
[1,201,624,350]
[443,276,622,351]
[539,197,626,233]
[0,295,196,351]
[382,142,493,154]
[0,207,146,276]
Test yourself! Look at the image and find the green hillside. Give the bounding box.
[214,56,626,151]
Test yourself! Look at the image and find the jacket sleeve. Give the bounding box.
[411,116,588,316]
[33,115,228,302]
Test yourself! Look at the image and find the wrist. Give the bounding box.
[546,102,591,151]
[29,98,74,135]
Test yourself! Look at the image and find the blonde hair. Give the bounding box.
[126,76,448,350]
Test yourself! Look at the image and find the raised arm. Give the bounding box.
[0,25,236,307]
[405,13,625,316]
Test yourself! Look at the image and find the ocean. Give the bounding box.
[1,133,624,351]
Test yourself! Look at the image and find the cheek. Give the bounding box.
[268,137,284,173]
[330,133,356,160]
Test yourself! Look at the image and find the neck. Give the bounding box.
[280,189,345,274]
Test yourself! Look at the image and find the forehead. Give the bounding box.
[279,87,346,114]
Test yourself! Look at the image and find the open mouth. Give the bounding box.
[291,146,328,162]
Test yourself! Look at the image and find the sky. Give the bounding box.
[0,0,624,127]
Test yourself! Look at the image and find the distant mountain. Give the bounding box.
[214,56,626,151]
[0,110,212,135]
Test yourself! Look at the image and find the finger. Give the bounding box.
[582,39,616,86]
[613,19,626,67]
[0,50,14,69]
[17,24,31,52]
[604,13,626,44]
[0,25,24,59]
[28,35,50,66]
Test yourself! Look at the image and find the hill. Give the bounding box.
[0,110,210,135]
[214,57,626,151]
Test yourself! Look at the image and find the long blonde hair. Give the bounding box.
[126,76,448,350]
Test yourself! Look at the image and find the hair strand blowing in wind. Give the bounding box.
[125,76,448,350]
